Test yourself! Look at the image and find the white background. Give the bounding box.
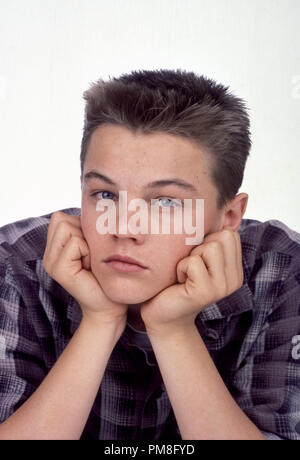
[0,0,299,230]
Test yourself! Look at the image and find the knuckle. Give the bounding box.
[56,219,69,231]
[50,211,65,223]
[51,212,80,232]
[222,229,233,237]
[208,240,221,251]
[57,221,81,239]
[218,229,233,242]
[189,255,200,265]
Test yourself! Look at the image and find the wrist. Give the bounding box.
[80,312,127,342]
[145,318,196,340]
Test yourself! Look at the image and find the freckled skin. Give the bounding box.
[80,124,248,328]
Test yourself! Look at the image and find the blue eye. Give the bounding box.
[91,190,115,200]
[155,197,182,208]
[90,192,182,208]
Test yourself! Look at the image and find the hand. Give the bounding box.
[141,229,244,335]
[42,211,128,328]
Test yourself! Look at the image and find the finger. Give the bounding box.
[216,230,243,291]
[44,220,84,272]
[199,230,241,292]
[233,231,244,286]
[52,235,90,282]
[198,242,227,290]
[177,254,210,286]
[46,212,82,251]
[218,230,238,276]
[47,212,82,250]
[82,248,91,271]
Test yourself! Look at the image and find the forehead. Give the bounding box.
[84,124,212,183]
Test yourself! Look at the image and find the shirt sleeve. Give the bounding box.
[230,256,300,440]
[159,407,182,440]
[0,260,47,423]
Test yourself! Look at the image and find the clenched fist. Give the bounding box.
[42,211,128,328]
[141,229,244,336]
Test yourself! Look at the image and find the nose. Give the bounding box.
[112,206,147,244]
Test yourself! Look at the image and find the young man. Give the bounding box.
[0,69,299,440]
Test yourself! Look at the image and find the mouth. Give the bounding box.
[103,255,148,273]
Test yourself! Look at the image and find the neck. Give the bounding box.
[127,303,146,331]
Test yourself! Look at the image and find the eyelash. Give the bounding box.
[89,190,182,207]
[90,190,116,201]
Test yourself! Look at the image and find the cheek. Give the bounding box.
[80,210,101,253]
[80,215,92,242]
[152,236,195,282]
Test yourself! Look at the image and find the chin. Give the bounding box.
[98,276,155,305]
[102,289,150,305]
[93,265,172,304]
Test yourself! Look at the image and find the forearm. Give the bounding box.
[0,318,123,440]
[147,324,266,440]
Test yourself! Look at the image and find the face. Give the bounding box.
[80,124,227,306]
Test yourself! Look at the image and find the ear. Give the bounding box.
[221,193,249,232]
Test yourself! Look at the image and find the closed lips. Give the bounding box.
[104,255,147,268]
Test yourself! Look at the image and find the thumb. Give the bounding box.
[81,239,91,270]
[82,251,91,271]
[176,257,189,284]
[177,254,210,286]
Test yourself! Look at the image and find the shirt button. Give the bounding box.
[205,329,219,340]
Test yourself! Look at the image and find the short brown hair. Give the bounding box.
[80,69,251,209]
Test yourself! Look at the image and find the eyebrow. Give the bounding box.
[83,170,198,193]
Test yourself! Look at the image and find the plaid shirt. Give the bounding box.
[0,207,299,440]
